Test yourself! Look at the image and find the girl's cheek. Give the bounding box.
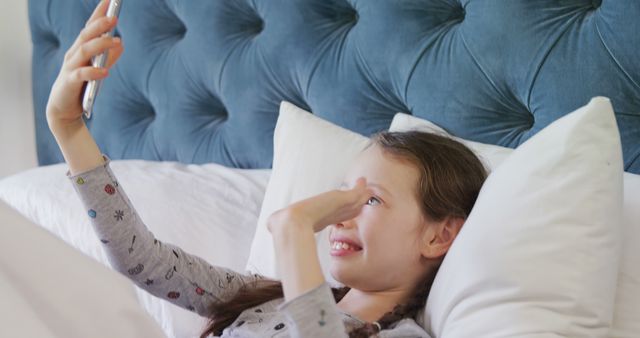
[359,216,383,241]
[365,207,388,223]
[358,210,376,223]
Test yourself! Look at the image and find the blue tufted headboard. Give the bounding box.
[29,0,640,173]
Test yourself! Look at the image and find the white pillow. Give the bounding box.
[614,174,640,337]
[391,97,625,337]
[246,101,371,284]
[0,200,166,338]
[0,160,271,338]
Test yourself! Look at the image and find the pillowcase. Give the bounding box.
[246,101,371,284]
[614,174,640,337]
[391,97,625,337]
[0,200,166,338]
[0,160,271,338]
[391,106,640,337]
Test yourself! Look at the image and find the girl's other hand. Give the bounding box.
[268,177,373,234]
[46,0,124,130]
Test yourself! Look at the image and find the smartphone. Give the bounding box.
[82,0,123,120]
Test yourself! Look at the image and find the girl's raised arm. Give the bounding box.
[48,1,261,317]
[66,155,262,316]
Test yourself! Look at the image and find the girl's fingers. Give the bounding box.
[104,43,124,69]
[68,16,117,58]
[335,177,371,207]
[67,36,121,69]
[351,177,370,199]
[68,66,109,84]
[86,0,111,27]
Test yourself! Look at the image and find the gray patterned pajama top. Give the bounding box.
[66,154,431,338]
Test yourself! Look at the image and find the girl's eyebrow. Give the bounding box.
[369,183,394,198]
[340,181,394,198]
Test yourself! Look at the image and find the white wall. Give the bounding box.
[0,1,37,180]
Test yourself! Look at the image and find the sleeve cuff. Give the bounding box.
[277,282,335,312]
[277,282,346,336]
[66,154,111,179]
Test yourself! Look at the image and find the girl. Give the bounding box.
[47,1,488,337]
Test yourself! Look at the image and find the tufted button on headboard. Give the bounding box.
[29,0,640,172]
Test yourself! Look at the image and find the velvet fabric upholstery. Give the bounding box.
[29,0,640,172]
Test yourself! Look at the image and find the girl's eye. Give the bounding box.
[366,196,381,206]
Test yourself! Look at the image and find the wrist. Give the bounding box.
[269,214,324,302]
[48,117,85,140]
[267,208,315,237]
[269,213,315,254]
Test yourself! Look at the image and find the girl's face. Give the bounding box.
[328,144,433,292]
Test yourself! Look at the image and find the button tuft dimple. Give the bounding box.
[177,25,187,39]
[345,5,358,25]
[591,0,602,9]
[455,5,466,22]
[528,112,536,129]
[318,0,359,27]
[45,32,60,48]
[254,18,264,34]
[223,0,265,37]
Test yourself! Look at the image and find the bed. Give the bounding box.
[2,0,639,337]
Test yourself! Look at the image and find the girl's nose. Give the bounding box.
[336,220,356,229]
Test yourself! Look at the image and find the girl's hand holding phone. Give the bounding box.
[46,0,123,132]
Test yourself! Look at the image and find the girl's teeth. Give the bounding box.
[333,241,355,250]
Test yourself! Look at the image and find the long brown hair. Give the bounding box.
[199,130,488,337]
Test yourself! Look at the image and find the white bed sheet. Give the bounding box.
[0,159,272,338]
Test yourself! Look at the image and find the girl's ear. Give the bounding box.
[420,216,465,259]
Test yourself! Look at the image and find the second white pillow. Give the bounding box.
[392,97,624,337]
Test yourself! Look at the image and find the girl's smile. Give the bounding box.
[329,232,363,257]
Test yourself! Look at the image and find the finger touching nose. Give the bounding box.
[336,219,356,229]
[355,177,367,188]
